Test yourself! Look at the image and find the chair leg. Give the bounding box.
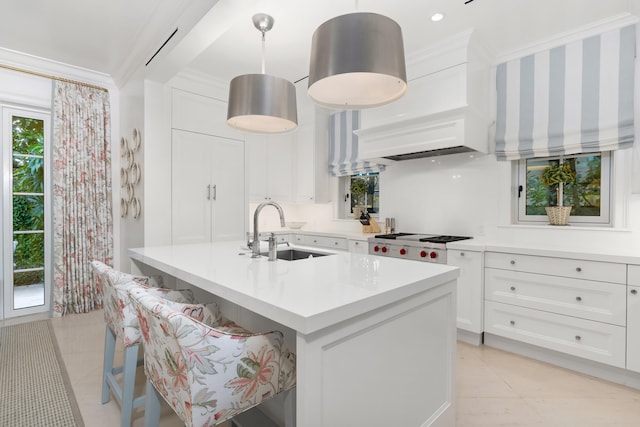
[284,388,296,427]
[121,343,140,427]
[143,379,162,427]
[102,325,116,404]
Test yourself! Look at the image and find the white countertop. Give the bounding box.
[128,241,459,335]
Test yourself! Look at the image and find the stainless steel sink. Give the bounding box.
[261,248,333,261]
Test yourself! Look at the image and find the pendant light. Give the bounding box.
[308,11,407,109]
[227,14,297,133]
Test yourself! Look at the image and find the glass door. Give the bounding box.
[1,107,51,319]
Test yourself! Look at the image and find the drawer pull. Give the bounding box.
[631,289,638,295]
[510,286,516,291]
[576,267,582,272]
[510,260,516,265]
[509,320,515,326]
[575,335,582,341]
[575,296,582,302]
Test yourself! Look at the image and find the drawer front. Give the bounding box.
[628,264,640,286]
[484,301,626,368]
[485,252,626,284]
[297,234,348,250]
[348,239,369,254]
[485,268,626,325]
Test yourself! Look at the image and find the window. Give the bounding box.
[340,172,380,219]
[2,107,50,319]
[517,152,611,225]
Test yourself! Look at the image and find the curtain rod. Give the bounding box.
[0,63,109,93]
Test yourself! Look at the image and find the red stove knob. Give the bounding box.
[430,251,437,259]
[420,250,427,258]
[400,248,407,255]
[374,245,380,252]
[381,246,388,253]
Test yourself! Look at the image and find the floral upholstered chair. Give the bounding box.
[127,283,297,427]
[90,260,195,427]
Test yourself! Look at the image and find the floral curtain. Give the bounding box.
[52,81,113,316]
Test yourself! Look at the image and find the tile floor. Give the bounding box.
[47,310,640,427]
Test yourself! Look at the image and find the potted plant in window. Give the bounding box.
[350,178,367,219]
[540,161,576,225]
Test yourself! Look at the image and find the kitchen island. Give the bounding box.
[128,241,459,427]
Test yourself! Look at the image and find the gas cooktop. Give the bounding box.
[372,233,472,244]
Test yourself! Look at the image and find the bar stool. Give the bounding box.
[127,283,297,427]
[90,260,195,427]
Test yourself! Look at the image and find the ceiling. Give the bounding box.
[0,0,637,87]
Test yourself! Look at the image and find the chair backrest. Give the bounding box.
[128,284,296,426]
[90,260,193,347]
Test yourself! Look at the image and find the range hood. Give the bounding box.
[352,29,491,162]
[354,105,488,162]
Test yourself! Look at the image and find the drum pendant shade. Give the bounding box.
[227,74,297,133]
[308,12,407,109]
[227,13,297,133]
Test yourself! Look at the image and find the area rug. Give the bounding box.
[0,320,84,426]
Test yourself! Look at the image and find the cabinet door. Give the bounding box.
[245,134,268,202]
[211,137,245,242]
[348,239,369,254]
[171,130,213,244]
[447,250,483,333]
[628,285,640,372]
[294,124,316,202]
[266,134,293,202]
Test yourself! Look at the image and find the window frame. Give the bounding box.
[339,172,381,220]
[516,152,611,225]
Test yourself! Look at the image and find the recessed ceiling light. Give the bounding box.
[431,13,445,22]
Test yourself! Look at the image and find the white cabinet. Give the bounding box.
[484,251,627,368]
[246,133,293,202]
[447,249,483,341]
[485,300,626,368]
[293,234,348,251]
[171,129,245,244]
[293,118,331,203]
[348,239,369,254]
[628,265,640,373]
[171,89,241,140]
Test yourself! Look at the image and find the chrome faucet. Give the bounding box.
[250,201,286,258]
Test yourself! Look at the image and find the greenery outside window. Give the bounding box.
[517,152,611,225]
[340,172,380,218]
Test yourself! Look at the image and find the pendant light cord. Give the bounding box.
[261,30,266,74]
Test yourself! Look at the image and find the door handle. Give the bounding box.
[212,184,217,201]
[207,184,211,200]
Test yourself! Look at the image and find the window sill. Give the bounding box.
[500,224,632,233]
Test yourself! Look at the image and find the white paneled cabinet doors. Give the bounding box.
[171,129,245,244]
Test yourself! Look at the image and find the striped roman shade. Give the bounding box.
[495,24,636,161]
[329,110,386,176]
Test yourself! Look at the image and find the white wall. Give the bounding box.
[117,66,145,271]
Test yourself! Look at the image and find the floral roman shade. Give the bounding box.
[495,24,636,161]
[329,110,386,176]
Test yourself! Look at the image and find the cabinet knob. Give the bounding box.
[575,335,582,341]
[334,242,338,245]
[313,239,317,243]
[575,296,582,302]
[510,260,515,265]
[354,242,359,245]
[510,286,516,291]
[460,252,465,256]
[509,320,515,326]
[631,289,638,295]
[576,267,582,272]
